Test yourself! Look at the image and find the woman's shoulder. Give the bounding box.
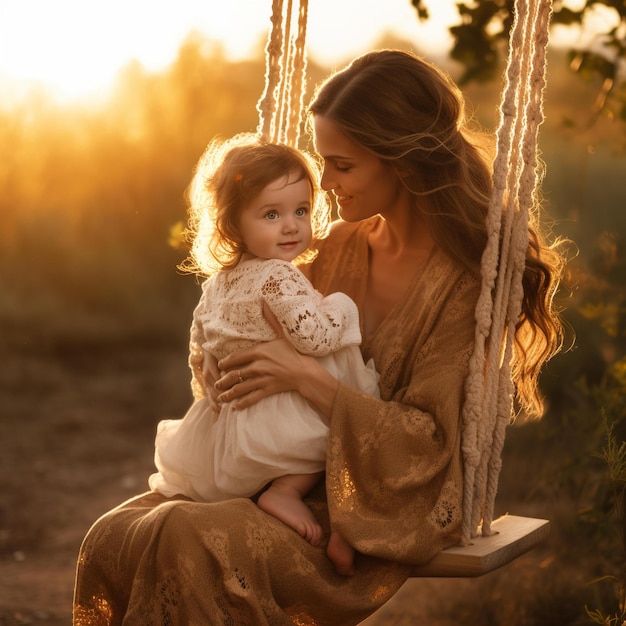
[302,219,375,289]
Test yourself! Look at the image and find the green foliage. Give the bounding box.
[414,0,626,128]
[450,0,515,83]
[541,356,626,624]
[585,404,626,625]
[409,0,430,20]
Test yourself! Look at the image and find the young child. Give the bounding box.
[148,133,379,576]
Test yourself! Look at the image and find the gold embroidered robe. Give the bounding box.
[73,216,480,626]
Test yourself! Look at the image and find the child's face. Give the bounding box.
[239,170,313,262]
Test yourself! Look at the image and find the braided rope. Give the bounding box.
[257,0,309,147]
[460,0,553,545]
[257,0,284,142]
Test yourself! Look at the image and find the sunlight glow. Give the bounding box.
[0,0,457,103]
[551,2,623,52]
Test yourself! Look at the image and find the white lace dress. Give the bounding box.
[149,257,380,502]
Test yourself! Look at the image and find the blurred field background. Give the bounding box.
[1,31,626,625]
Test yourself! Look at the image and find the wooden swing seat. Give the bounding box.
[410,515,550,578]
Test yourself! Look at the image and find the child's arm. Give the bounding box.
[188,311,206,400]
[188,280,219,401]
[261,261,362,356]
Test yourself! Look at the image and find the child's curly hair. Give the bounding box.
[182,132,331,276]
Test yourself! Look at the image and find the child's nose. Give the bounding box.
[283,216,298,232]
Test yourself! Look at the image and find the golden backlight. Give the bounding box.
[0,0,456,103]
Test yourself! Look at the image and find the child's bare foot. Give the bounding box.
[327,529,355,576]
[258,484,324,546]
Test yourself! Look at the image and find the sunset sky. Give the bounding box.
[1,0,618,104]
[0,0,459,102]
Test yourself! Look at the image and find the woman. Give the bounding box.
[73,50,564,625]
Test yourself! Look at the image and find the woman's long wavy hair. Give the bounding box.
[182,133,331,277]
[308,49,567,417]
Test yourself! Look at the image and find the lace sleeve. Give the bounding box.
[261,261,362,356]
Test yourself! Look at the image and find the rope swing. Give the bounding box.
[257,0,309,147]
[256,0,554,574]
[460,0,553,546]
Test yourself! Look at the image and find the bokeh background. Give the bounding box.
[1,1,625,624]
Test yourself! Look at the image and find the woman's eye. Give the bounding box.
[335,163,351,172]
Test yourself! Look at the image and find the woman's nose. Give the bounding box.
[320,167,334,191]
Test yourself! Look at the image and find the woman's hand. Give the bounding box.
[215,301,340,416]
[215,336,308,408]
[202,349,222,415]
[215,301,308,409]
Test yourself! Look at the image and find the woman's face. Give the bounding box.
[313,115,409,222]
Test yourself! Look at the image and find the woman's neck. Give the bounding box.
[362,212,435,340]
[369,210,435,258]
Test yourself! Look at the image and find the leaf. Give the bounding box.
[168,220,187,250]
[410,0,429,20]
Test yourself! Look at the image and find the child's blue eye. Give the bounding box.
[295,207,308,217]
[265,211,278,220]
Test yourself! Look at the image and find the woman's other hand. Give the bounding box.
[202,349,222,415]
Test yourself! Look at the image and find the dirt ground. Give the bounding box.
[0,345,553,625]
[0,345,191,625]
